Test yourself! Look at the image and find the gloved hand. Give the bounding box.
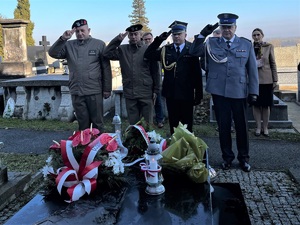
[158,30,172,41]
[247,94,258,105]
[153,93,157,105]
[200,22,219,37]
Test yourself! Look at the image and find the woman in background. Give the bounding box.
[251,28,278,137]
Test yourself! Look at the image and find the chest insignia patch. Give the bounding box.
[88,50,96,56]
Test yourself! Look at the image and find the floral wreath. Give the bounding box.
[42,126,128,202]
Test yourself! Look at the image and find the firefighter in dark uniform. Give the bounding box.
[144,21,203,135]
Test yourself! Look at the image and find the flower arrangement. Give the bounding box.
[41,126,128,202]
[160,123,209,183]
[41,120,209,203]
[122,120,151,162]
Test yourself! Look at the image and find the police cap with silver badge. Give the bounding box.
[218,13,239,26]
[72,19,88,29]
[126,24,143,32]
[169,20,188,34]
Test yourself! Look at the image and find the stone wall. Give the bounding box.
[274,44,300,68]
[274,44,300,90]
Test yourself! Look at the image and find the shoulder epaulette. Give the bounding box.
[240,37,251,42]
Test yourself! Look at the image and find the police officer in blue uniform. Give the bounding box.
[190,13,259,172]
[144,21,203,135]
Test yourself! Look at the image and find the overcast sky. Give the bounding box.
[1,0,300,45]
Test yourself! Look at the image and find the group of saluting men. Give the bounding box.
[49,12,267,173]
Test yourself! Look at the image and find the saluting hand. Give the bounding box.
[158,30,172,41]
[200,22,219,37]
[61,28,76,40]
[119,31,129,41]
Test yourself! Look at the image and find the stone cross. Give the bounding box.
[39,36,50,65]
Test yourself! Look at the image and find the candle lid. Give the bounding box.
[147,140,159,155]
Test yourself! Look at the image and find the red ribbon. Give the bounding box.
[140,162,162,181]
[55,136,104,202]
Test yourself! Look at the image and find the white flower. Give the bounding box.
[46,156,53,164]
[105,150,124,175]
[41,165,54,178]
[147,130,162,143]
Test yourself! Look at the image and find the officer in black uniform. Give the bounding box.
[144,21,203,135]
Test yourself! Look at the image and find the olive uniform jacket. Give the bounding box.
[49,37,112,96]
[190,35,259,99]
[103,35,160,100]
[144,37,203,103]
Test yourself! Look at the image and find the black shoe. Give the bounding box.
[157,122,164,128]
[262,130,270,137]
[221,162,231,170]
[254,129,261,136]
[240,162,251,172]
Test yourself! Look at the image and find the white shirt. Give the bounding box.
[173,43,185,52]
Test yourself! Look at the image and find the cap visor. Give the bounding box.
[219,23,235,26]
[172,30,185,34]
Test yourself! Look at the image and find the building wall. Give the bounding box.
[274,44,300,68]
[273,44,300,90]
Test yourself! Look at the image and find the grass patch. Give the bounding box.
[0,117,78,131]
[0,152,48,173]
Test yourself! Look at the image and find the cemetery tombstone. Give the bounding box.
[0,19,32,78]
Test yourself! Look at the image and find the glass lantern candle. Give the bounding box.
[112,114,122,134]
[144,140,165,195]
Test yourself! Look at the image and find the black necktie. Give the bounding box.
[176,46,180,57]
[226,41,231,49]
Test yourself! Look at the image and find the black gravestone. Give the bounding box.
[117,169,251,225]
[5,169,251,225]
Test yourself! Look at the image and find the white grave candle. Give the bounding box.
[148,157,158,183]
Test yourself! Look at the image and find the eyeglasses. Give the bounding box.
[252,34,261,37]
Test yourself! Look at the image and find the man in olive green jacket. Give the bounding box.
[104,24,160,125]
[49,19,112,131]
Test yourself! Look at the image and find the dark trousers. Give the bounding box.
[125,98,153,125]
[212,94,249,164]
[72,94,104,131]
[166,98,194,135]
[154,92,165,123]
